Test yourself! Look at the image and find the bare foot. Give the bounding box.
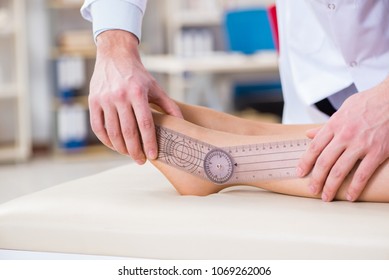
[150,112,308,196]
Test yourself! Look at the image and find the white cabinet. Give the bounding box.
[0,0,31,162]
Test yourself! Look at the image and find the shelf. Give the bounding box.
[0,145,18,161]
[53,95,88,109]
[51,46,96,59]
[48,0,83,9]
[0,143,29,162]
[0,84,19,99]
[0,29,15,38]
[171,10,222,27]
[142,51,279,74]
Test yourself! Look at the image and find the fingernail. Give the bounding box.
[309,184,316,194]
[346,193,353,201]
[135,156,146,165]
[322,193,329,202]
[148,149,158,160]
[296,167,304,177]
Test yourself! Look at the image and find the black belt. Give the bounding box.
[315,98,337,116]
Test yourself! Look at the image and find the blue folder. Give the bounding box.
[224,8,275,54]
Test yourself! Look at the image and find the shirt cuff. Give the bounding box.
[81,0,145,42]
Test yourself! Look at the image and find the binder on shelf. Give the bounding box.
[174,29,214,57]
[224,7,276,55]
[56,56,86,101]
[56,56,88,151]
[57,103,87,150]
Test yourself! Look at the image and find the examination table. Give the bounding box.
[0,162,388,259]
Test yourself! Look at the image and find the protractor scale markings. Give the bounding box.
[156,125,310,184]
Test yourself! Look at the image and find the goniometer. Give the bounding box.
[156,125,309,185]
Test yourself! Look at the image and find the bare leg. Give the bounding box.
[150,112,389,202]
[162,101,319,136]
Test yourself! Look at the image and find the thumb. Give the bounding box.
[151,85,183,119]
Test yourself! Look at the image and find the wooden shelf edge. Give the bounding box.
[53,95,89,110]
[0,85,20,99]
[51,46,96,59]
[0,145,27,162]
[0,30,15,37]
[171,11,222,26]
[48,0,83,9]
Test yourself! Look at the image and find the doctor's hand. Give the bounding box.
[297,78,389,202]
[89,30,183,164]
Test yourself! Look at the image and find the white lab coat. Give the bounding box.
[81,0,389,124]
[277,0,389,124]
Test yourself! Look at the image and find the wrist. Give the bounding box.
[96,30,140,58]
[378,75,389,101]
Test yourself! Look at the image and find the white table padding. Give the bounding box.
[0,162,388,259]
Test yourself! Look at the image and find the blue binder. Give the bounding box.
[224,8,275,54]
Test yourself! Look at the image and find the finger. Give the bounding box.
[132,95,158,161]
[103,104,128,155]
[346,155,383,202]
[151,85,183,118]
[306,127,321,139]
[116,104,146,164]
[297,128,334,177]
[321,148,362,202]
[309,139,345,196]
[89,104,114,150]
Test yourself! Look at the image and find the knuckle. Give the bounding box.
[139,117,153,130]
[91,123,104,135]
[354,171,368,184]
[310,177,322,188]
[100,93,112,105]
[113,90,127,102]
[354,145,366,156]
[128,148,144,162]
[371,147,386,162]
[149,77,158,88]
[88,95,100,107]
[121,127,137,140]
[89,115,100,127]
[107,129,121,139]
[90,119,104,135]
[130,87,146,100]
[331,166,344,179]
[339,129,354,142]
[309,141,321,155]
[316,156,329,169]
[326,120,337,131]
